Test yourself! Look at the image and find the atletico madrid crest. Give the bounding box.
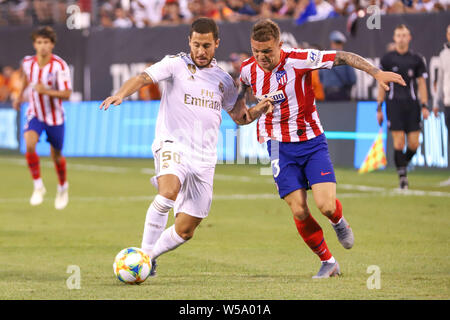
[275,70,287,86]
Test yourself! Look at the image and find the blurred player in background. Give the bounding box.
[377,24,430,190]
[100,18,272,276]
[12,26,72,210]
[239,19,405,278]
[434,24,450,137]
[433,24,450,186]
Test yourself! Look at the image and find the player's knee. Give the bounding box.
[52,153,63,163]
[393,142,405,150]
[26,146,35,154]
[317,200,336,217]
[290,204,309,221]
[176,228,195,241]
[158,189,178,201]
[408,143,419,151]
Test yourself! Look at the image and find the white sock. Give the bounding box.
[323,256,336,264]
[141,195,174,256]
[150,225,186,260]
[33,178,44,190]
[330,217,342,226]
[57,182,68,192]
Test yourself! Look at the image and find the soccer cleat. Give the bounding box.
[55,184,69,210]
[332,217,354,249]
[30,186,46,206]
[149,259,157,277]
[312,261,341,279]
[399,176,409,190]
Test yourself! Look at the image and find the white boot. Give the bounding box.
[55,182,69,210]
[30,186,46,206]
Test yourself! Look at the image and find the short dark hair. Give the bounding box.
[190,18,219,41]
[394,24,410,33]
[251,19,280,42]
[31,26,57,43]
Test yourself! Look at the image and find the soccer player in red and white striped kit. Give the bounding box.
[12,26,72,210]
[239,20,406,278]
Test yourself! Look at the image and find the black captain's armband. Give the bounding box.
[377,102,383,112]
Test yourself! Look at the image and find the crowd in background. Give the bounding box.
[0,0,448,105]
[0,0,448,27]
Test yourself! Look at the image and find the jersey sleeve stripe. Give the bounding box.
[287,51,308,60]
[322,53,336,63]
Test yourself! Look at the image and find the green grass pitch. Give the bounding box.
[0,155,449,299]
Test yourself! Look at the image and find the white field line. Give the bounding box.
[2,157,449,197]
[0,192,373,204]
[1,190,450,205]
[0,157,131,173]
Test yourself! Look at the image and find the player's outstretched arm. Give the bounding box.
[100,72,153,110]
[333,51,406,91]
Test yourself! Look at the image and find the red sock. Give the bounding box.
[329,199,343,224]
[294,215,332,261]
[54,156,67,186]
[25,152,40,180]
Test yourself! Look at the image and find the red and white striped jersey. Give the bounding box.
[240,48,336,143]
[22,54,72,126]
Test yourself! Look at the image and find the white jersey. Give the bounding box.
[22,54,72,126]
[144,53,238,166]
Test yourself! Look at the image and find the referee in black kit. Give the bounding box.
[377,24,430,190]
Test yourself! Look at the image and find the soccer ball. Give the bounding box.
[113,247,152,284]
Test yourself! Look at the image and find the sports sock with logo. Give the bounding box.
[294,214,333,261]
[141,195,174,256]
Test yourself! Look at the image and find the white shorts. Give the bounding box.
[151,140,215,219]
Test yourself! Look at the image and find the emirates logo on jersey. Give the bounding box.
[275,70,287,86]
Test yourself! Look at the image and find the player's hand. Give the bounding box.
[256,97,274,114]
[34,83,48,95]
[376,110,383,126]
[432,106,439,117]
[374,71,406,91]
[100,95,123,110]
[422,107,430,120]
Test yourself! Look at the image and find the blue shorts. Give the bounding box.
[24,117,65,151]
[267,134,336,198]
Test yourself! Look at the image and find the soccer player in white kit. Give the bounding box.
[100,18,273,276]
